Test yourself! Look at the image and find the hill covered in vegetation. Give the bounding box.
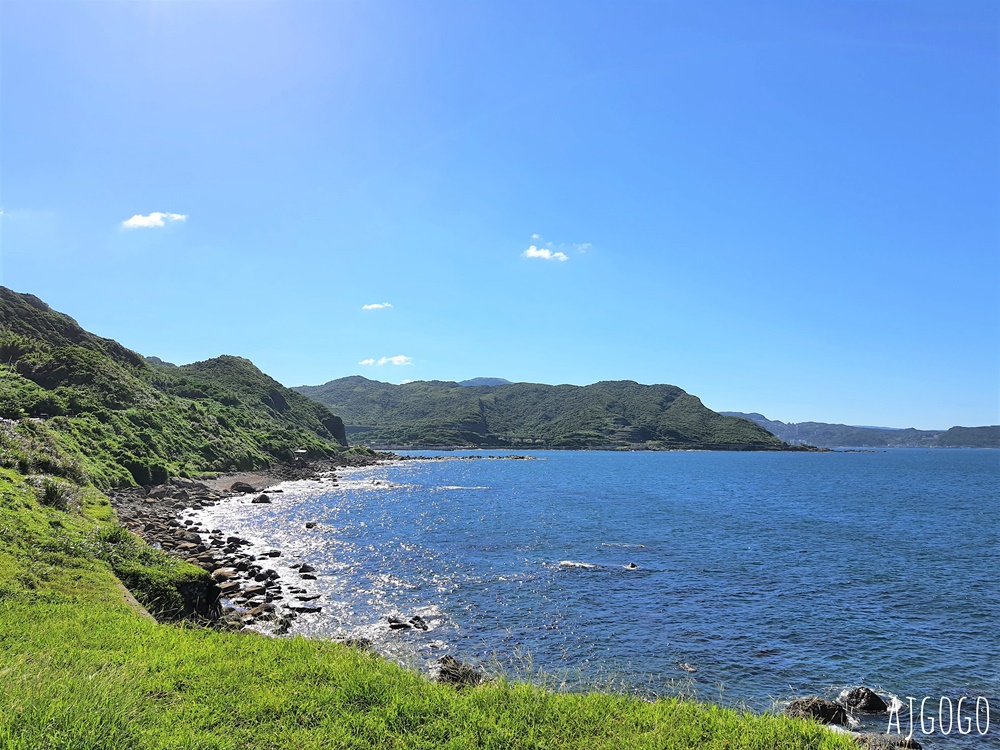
[0,287,346,488]
[295,376,791,450]
[723,412,1000,448]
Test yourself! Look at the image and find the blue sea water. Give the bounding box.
[194,449,999,747]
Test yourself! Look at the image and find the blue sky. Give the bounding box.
[1,1,997,429]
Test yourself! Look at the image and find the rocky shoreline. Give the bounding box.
[110,454,929,745]
[109,452,397,630]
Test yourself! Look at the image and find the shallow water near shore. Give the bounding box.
[194,449,999,747]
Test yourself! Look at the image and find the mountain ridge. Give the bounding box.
[722,411,999,448]
[294,376,800,451]
[0,286,347,487]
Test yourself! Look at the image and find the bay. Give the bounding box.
[194,449,999,747]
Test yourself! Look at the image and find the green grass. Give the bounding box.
[0,470,855,750]
[1,286,349,489]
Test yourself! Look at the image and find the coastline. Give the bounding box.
[106,451,984,750]
[108,452,397,629]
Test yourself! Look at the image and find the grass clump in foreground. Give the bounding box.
[0,471,854,750]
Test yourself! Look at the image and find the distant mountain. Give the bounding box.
[722,412,1000,448]
[458,377,511,387]
[0,287,347,488]
[294,376,797,450]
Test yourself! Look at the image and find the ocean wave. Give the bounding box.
[559,560,602,570]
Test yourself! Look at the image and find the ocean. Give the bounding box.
[193,449,999,747]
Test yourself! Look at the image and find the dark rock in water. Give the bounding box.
[625,562,638,569]
[305,522,317,529]
[300,573,317,580]
[299,563,316,573]
[291,605,322,614]
[409,615,429,631]
[388,616,411,630]
[251,494,271,504]
[855,734,922,749]
[230,481,255,493]
[437,655,486,688]
[784,697,848,725]
[265,549,281,557]
[843,687,889,713]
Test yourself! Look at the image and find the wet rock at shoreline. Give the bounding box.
[230,481,256,493]
[842,686,889,713]
[784,697,848,726]
[251,493,271,504]
[854,733,922,749]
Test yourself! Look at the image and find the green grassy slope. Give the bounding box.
[0,287,346,488]
[295,377,787,450]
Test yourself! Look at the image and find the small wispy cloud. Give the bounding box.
[522,245,568,262]
[576,243,592,253]
[531,233,541,240]
[362,302,393,310]
[121,212,187,229]
[378,355,412,366]
[358,355,413,366]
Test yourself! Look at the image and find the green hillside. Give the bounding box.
[295,376,790,450]
[723,412,1000,448]
[0,287,346,488]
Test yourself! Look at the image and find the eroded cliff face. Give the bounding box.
[319,412,348,446]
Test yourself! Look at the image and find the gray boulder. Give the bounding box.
[784,697,848,725]
[843,687,889,713]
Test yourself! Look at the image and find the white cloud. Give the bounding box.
[522,245,568,262]
[358,355,413,366]
[121,212,187,229]
[576,243,592,253]
[378,355,412,366]
[362,302,393,310]
[531,233,541,240]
